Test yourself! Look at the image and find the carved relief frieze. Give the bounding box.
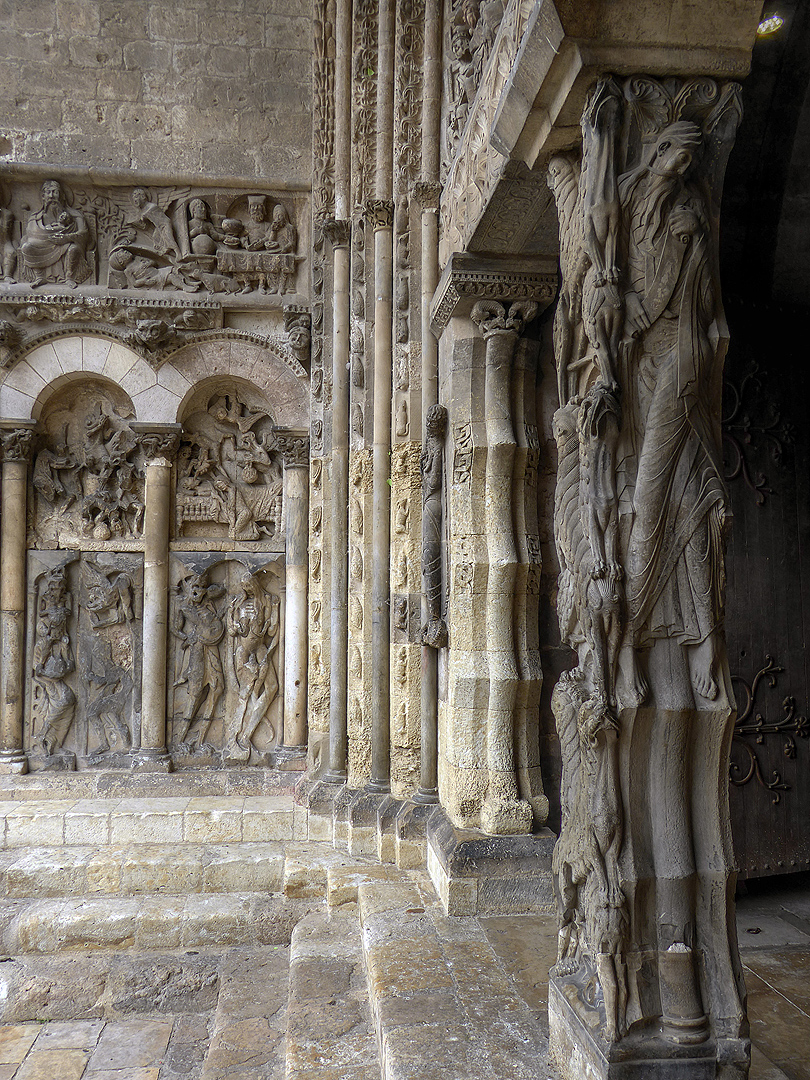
[169,555,283,765]
[0,178,306,303]
[25,550,143,770]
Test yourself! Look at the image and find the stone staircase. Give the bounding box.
[0,777,560,1080]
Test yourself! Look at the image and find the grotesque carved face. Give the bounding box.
[649,122,702,179]
[132,188,148,209]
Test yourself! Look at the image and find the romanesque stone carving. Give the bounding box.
[547,75,747,1068]
[21,180,94,288]
[393,596,409,633]
[176,392,283,542]
[421,404,448,648]
[395,398,409,438]
[26,553,143,770]
[172,569,226,752]
[443,0,506,167]
[32,387,145,546]
[225,567,281,763]
[169,557,283,764]
[0,179,303,300]
[30,566,76,763]
[283,307,312,369]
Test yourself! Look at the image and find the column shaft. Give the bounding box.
[0,456,30,772]
[139,459,172,765]
[284,463,309,748]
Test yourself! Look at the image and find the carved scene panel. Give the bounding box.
[31,379,145,549]
[25,551,143,770]
[168,553,285,767]
[175,383,285,545]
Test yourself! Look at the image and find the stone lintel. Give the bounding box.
[426,806,555,916]
[430,253,557,338]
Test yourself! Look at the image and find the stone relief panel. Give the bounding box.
[0,179,306,301]
[31,380,145,549]
[25,551,143,770]
[169,555,284,766]
[176,389,284,543]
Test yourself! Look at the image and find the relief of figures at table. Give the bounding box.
[31,381,145,548]
[0,179,302,296]
[176,390,283,542]
[169,555,283,766]
[25,551,143,771]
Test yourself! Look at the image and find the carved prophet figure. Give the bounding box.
[548,76,748,1068]
[420,404,448,648]
[31,568,76,760]
[173,571,226,750]
[225,569,281,762]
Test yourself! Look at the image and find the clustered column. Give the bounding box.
[131,424,180,772]
[0,423,36,774]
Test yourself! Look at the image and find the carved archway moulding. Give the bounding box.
[0,332,310,430]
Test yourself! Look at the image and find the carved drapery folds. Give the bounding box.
[547,75,748,1074]
[420,403,448,648]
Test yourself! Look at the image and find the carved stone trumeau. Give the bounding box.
[547,75,748,1077]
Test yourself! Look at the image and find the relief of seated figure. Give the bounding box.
[20,179,93,288]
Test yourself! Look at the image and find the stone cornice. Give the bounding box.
[430,253,557,337]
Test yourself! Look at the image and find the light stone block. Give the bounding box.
[134,896,184,949]
[182,894,252,946]
[184,798,244,843]
[64,801,111,845]
[131,384,182,425]
[14,1048,88,1080]
[0,386,34,420]
[5,803,75,848]
[86,851,123,894]
[110,799,188,845]
[240,796,293,841]
[102,342,138,382]
[5,850,88,898]
[121,848,203,894]
[51,336,83,372]
[203,844,284,893]
[81,335,113,372]
[24,343,64,384]
[157,363,193,397]
[0,1025,41,1064]
[5,361,46,399]
[119,358,158,397]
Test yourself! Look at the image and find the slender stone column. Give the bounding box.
[367,195,394,793]
[324,218,351,782]
[471,301,537,836]
[414,178,442,804]
[131,425,180,772]
[0,424,36,774]
[281,439,309,750]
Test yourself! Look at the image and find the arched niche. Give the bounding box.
[167,336,309,429]
[0,333,191,425]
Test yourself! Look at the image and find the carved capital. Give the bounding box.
[275,432,309,467]
[431,253,556,337]
[322,218,351,249]
[0,425,36,462]
[132,423,182,464]
[364,199,394,230]
[412,182,442,211]
[470,298,539,340]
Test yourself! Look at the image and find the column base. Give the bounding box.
[0,750,27,774]
[274,745,308,771]
[129,749,173,773]
[412,786,439,805]
[548,974,749,1080]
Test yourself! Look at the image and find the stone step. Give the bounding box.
[285,908,381,1080]
[0,893,307,954]
[358,873,556,1080]
[0,795,307,848]
[0,842,286,898]
[201,944,291,1080]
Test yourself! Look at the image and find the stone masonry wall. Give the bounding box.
[0,0,312,182]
